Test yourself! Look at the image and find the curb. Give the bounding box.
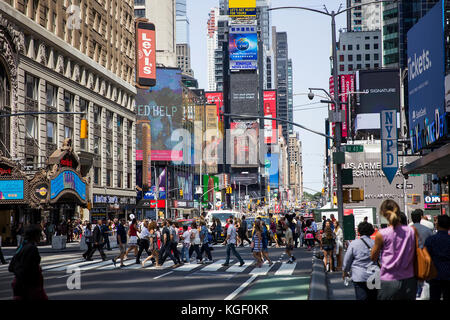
[308,250,328,300]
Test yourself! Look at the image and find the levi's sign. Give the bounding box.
[136,21,156,87]
[381,110,398,184]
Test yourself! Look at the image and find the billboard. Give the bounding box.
[205,104,219,166]
[230,72,259,115]
[230,121,259,165]
[265,153,279,188]
[205,92,224,122]
[342,142,424,211]
[136,68,184,162]
[0,180,24,200]
[229,0,256,17]
[355,69,400,132]
[229,25,257,70]
[408,0,446,153]
[136,21,156,87]
[50,171,86,201]
[340,74,354,138]
[264,90,277,144]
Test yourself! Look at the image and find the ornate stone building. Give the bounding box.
[0,0,137,226]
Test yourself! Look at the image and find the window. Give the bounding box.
[356,44,360,50]
[46,83,57,107]
[94,136,101,154]
[106,110,113,128]
[365,36,370,40]
[374,43,379,50]
[25,73,38,100]
[117,171,122,188]
[47,121,56,143]
[52,12,57,32]
[339,55,344,62]
[365,54,370,60]
[127,173,132,189]
[348,65,353,71]
[357,64,362,69]
[134,9,145,17]
[64,91,74,112]
[94,105,101,122]
[374,63,379,68]
[117,144,123,161]
[26,115,38,139]
[348,45,353,51]
[342,45,345,51]
[79,98,88,114]
[348,55,353,62]
[106,169,112,187]
[357,54,362,61]
[94,167,100,185]
[127,146,132,163]
[374,53,379,60]
[64,126,73,139]
[117,115,123,133]
[365,63,371,69]
[106,139,112,158]
[374,36,379,39]
[340,65,344,71]
[365,43,370,50]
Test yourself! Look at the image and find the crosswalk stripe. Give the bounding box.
[99,259,136,270]
[274,262,296,276]
[199,259,226,272]
[226,260,253,273]
[51,259,103,272]
[146,260,174,270]
[79,260,114,271]
[41,258,84,271]
[173,262,203,272]
[249,261,276,276]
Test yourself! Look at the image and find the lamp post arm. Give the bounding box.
[267,6,330,16]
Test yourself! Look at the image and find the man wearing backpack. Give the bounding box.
[199,221,213,263]
[86,220,107,261]
[239,216,251,247]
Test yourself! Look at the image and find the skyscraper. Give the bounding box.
[176,0,193,76]
[207,8,220,91]
[287,59,293,134]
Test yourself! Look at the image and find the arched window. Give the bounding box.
[0,60,11,156]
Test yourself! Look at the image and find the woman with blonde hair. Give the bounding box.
[371,199,417,300]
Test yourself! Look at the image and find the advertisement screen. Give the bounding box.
[407,0,446,153]
[355,69,400,131]
[205,92,224,122]
[0,180,24,200]
[229,0,256,16]
[50,171,86,201]
[136,68,184,162]
[230,72,258,115]
[265,153,279,188]
[229,26,257,70]
[340,74,354,138]
[230,121,259,165]
[136,22,156,87]
[263,90,277,144]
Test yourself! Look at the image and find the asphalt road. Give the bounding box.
[0,243,314,300]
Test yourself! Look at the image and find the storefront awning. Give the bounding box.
[403,143,450,178]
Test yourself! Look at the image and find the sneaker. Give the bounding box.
[287,260,293,264]
[239,261,245,267]
[112,258,116,267]
[207,259,213,264]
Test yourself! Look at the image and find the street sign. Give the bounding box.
[380,110,398,184]
[345,145,364,153]
[396,184,413,189]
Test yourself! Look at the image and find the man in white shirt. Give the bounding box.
[222,219,245,267]
[136,221,151,264]
[408,209,434,231]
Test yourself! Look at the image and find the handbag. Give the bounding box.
[412,227,438,281]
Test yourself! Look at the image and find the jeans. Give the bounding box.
[189,244,201,260]
[136,239,150,263]
[159,242,177,265]
[353,281,378,300]
[225,243,243,265]
[200,243,212,261]
[378,277,417,300]
[181,244,190,262]
[429,279,450,301]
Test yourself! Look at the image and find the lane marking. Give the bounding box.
[200,259,226,272]
[249,262,276,276]
[226,260,253,273]
[153,271,174,279]
[41,258,84,271]
[274,262,296,276]
[50,259,102,272]
[224,274,258,300]
[173,262,203,272]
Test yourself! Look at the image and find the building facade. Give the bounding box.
[288,132,303,204]
[207,8,219,91]
[336,30,382,75]
[347,0,382,32]
[0,0,137,228]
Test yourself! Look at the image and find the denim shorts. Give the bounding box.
[323,245,334,251]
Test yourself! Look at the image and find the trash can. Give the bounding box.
[52,235,66,250]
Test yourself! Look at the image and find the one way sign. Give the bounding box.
[396,184,413,189]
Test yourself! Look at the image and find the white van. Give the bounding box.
[205,210,242,228]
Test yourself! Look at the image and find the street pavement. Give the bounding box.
[0,243,315,300]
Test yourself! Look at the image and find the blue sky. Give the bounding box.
[188,0,347,194]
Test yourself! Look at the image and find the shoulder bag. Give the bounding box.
[412,227,437,281]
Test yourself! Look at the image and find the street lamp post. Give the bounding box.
[267,0,397,231]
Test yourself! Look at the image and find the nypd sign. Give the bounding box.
[408,0,447,153]
[381,110,398,184]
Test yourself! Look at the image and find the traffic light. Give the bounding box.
[80,119,88,139]
[179,189,183,197]
[343,189,350,203]
[351,189,364,202]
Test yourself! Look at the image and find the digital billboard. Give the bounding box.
[407,0,447,153]
[263,90,277,144]
[230,121,259,165]
[355,69,400,132]
[340,74,354,138]
[229,25,257,70]
[50,171,86,201]
[228,0,256,17]
[230,72,259,115]
[205,104,219,166]
[205,92,224,122]
[136,68,184,162]
[265,153,279,188]
[0,180,24,200]
[136,21,156,87]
